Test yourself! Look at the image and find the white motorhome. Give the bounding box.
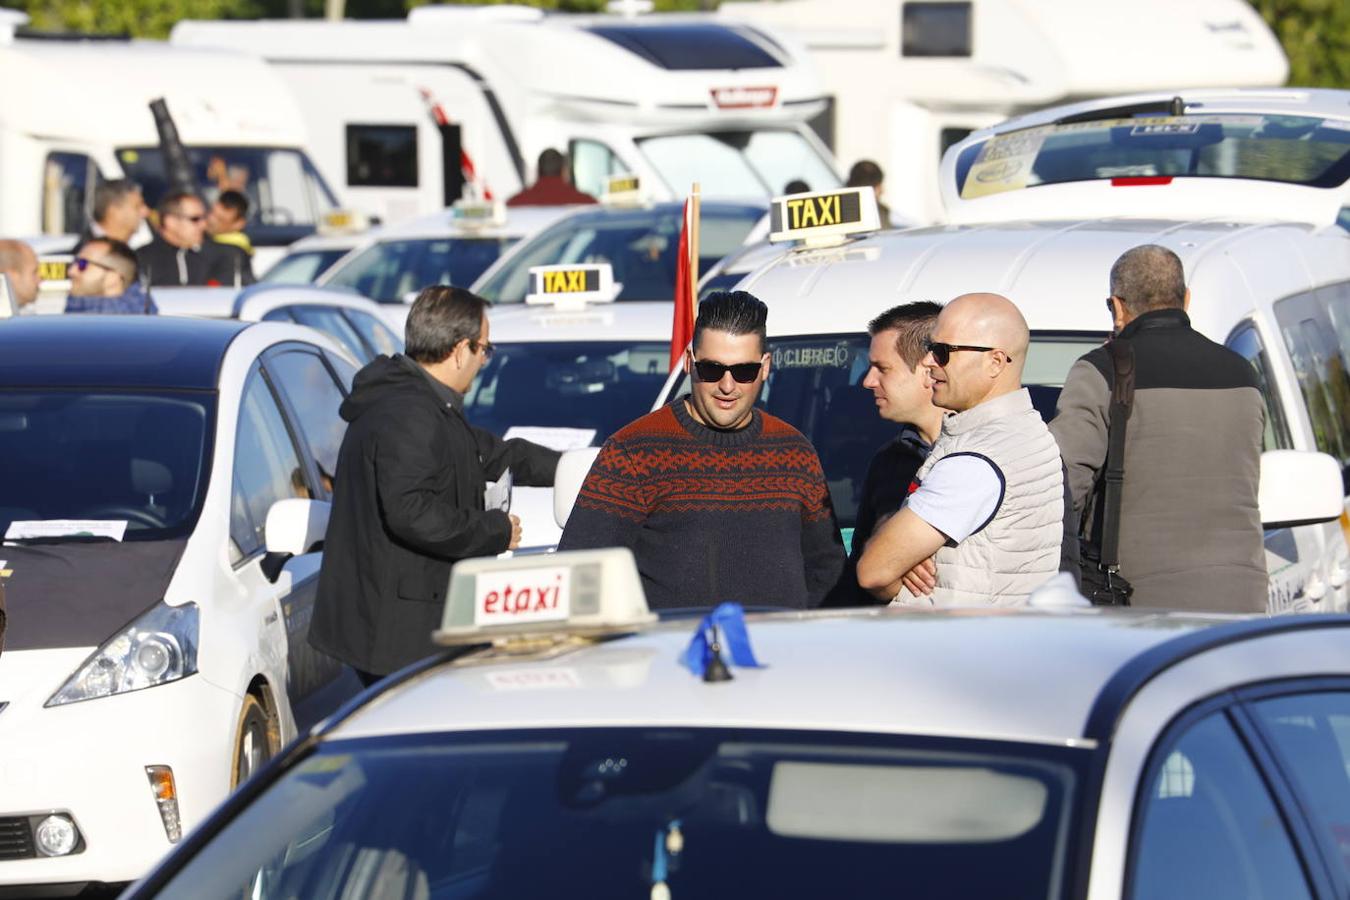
[0,12,341,259]
[170,8,841,224]
[718,0,1289,223]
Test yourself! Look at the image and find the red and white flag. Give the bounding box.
[669,186,700,369]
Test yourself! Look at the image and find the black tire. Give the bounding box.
[230,694,274,789]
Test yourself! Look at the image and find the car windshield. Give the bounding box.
[325,237,518,304]
[638,130,841,199]
[954,114,1350,200]
[464,340,671,446]
[260,249,352,285]
[0,389,213,541]
[117,146,340,243]
[151,728,1082,900]
[474,206,763,304]
[665,333,1102,531]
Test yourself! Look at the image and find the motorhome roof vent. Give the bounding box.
[584,23,783,71]
[407,4,544,26]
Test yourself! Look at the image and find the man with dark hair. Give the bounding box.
[65,238,157,314]
[311,285,559,684]
[560,290,844,610]
[207,189,256,285]
[137,191,251,287]
[826,301,943,606]
[846,158,891,225]
[76,179,148,249]
[506,148,598,207]
[1051,243,1266,611]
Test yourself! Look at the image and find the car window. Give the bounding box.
[1274,286,1350,471]
[325,351,359,392]
[265,351,349,498]
[230,370,308,563]
[343,309,403,358]
[1252,691,1350,878]
[283,306,368,363]
[1129,710,1313,900]
[325,237,514,304]
[260,250,350,285]
[1226,322,1294,451]
[43,152,99,236]
[570,138,626,198]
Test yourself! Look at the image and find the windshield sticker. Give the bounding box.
[1131,122,1200,136]
[504,426,597,452]
[960,127,1048,199]
[5,520,128,542]
[772,343,854,370]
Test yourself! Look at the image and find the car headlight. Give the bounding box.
[46,602,199,707]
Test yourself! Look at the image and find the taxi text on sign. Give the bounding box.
[473,565,572,627]
[767,186,879,245]
[536,269,600,295]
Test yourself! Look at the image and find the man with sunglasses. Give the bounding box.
[64,238,158,314]
[313,285,560,686]
[559,290,844,610]
[858,292,1064,605]
[136,192,248,288]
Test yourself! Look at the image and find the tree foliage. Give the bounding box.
[1251,0,1350,87]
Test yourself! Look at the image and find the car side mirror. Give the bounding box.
[1259,450,1344,530]
[261,498,331,583]
[553,447,601,528]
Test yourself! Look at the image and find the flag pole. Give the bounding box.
[688,181,700,340]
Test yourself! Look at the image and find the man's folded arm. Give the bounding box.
[856,508,947,600]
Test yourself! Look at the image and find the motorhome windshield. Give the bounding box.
[118,146,340,236]
[638,130,840,200]
[954,115,1350,200]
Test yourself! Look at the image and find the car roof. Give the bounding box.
[328,607,1267,747]
[489,299,673,343]
[0,316,247,389]
[376,204,578,240]
[231,284,386,321]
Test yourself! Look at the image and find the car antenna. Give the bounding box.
[1169,96,1185,117]
[703,623,733,683]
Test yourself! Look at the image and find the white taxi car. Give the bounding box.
[124,549,1350,900]
[632,90,1350,613]
[0,317,363,894]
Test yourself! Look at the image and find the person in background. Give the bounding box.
[65,238,157,315]
[0,239,40,313]
[783,179,811,195]
[137,192,249,288]
[506,149,598,207]
[207,189,257,285]
[76,179,148,250]
[846,159,891,226]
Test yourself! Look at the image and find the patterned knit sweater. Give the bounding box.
[558,397,845,610]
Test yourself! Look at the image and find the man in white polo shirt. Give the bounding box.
[857,292,1064,606]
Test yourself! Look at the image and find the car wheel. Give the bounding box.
[230,694,275,789]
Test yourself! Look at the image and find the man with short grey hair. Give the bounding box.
[1050,244,1266,611]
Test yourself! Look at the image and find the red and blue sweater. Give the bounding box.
[558,398,845,610]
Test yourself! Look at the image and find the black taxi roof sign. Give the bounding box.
[768,186,882,248]
[435,548,654,645]
[525,263,619,307]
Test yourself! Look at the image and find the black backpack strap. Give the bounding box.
[1100,337,1135,571]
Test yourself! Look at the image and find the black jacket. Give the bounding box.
[136,234,252,287]
[310,355,559,674]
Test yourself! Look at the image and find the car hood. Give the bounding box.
[1,539,186,652]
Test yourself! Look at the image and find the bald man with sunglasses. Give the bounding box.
[560,290,844,611]
[858,293,1064,606]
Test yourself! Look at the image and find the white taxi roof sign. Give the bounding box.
[602,173,643,206]
[451,199,507,228]
[435,547,654,645]
[768,186,881,248]
[317,208,370,236]
[525,263,619,307]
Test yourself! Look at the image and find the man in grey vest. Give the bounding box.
[1051,244,1265,612]
[858,293,1064,605]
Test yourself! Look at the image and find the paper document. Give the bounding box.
[485,469,513,513]
[504,426,597,452]
[5,520,128,542]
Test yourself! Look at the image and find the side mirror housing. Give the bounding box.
[553,447,601,528]
[261,498,331,582]
[1259,450,1344,530]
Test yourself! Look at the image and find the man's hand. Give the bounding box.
[507,514,522,550]
[900,556,937,596]
[857,508,946,600]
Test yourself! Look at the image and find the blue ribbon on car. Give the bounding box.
[680,602,764,677]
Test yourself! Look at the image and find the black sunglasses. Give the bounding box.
[925,340,1010,366]
[690,355,762,384]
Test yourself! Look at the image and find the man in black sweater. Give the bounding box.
[559,291,844,610]
[137,191,251,288]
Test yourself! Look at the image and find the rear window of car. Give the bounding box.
[954,114,1350,200]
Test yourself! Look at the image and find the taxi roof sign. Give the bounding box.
[768,186,882,248]
[451,199,507,229]
[317,207,370,236]
[602,173,643,206]
[525,263,619,307]
[435,548,654,645]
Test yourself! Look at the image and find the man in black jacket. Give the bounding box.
[310,286,559,683]
[136,191,252,287]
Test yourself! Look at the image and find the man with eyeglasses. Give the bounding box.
[858,293,1064,606]
[1050,244,1265,612]
[64,238,157,314]
[312,285,559,686]
[136,191,248,288]
[559,290,845,610]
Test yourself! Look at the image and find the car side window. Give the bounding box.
[285,305,368,364]
[1129,710,1313,900]
[43,152,99,235]
[1275,285,1350,470]
[344,309,403,358]
[569,139,623,198]
[265,350,350,499]
[1226,322,1294,451]
[1252,691,1350,879]
[325,351,359,392]
[230,369,308,563]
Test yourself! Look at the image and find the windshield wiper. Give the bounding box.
[1055,96,1186,126]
